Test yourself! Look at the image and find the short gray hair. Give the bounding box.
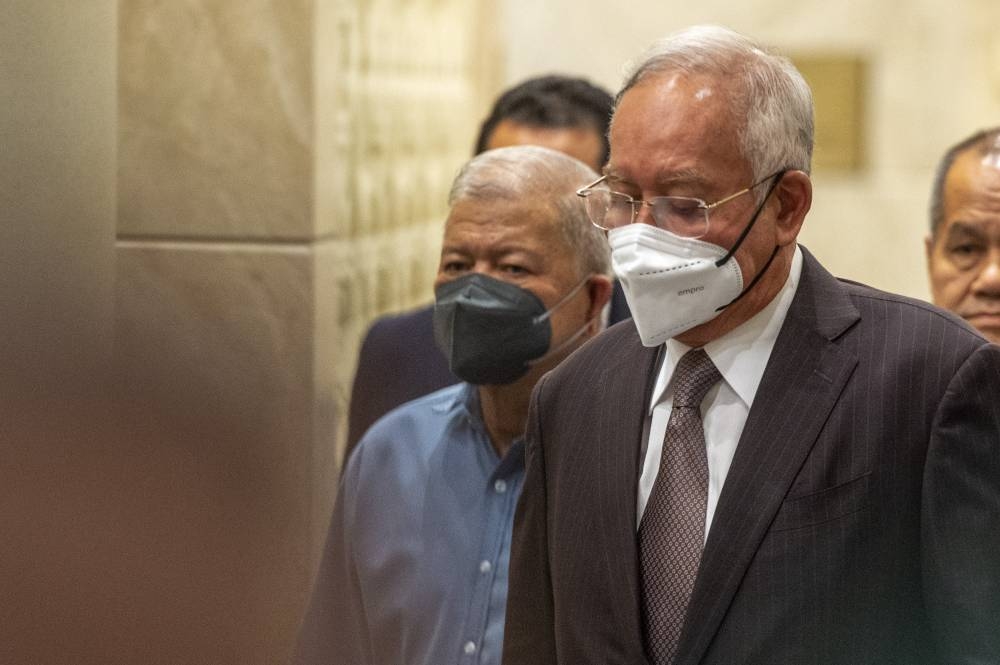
[616,25,814,191]
[929,126,1000,237]
[448,145,612,278]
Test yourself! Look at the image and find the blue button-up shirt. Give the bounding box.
[295,383,525,665]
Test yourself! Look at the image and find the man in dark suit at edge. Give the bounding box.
[502,25,1000,665]
[345,75,630,458]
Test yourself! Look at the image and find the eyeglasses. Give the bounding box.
[575,171,784,238]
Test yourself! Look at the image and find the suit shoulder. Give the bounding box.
[838,278,987,347]
[543,319,649,390]
[567,319,641,364]
[362,304,435,346]
[354,303,441,378]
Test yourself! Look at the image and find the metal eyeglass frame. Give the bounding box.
[575,170,785,238]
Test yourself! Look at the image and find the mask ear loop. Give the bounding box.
[526,318,596,367]
[531,274,592,325]
[710,170,786,312]
[526,275,600,367]
[713,170,785,268]
[715,245,780,312]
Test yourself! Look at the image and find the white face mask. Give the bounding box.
[609,223,743,346]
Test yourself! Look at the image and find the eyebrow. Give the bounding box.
[944,221,988,240]
[439,243,543,259]
[601,166,708,190]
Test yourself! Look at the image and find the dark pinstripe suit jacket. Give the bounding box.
[503,248,1000,665]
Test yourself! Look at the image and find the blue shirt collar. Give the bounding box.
[437,383,525,474]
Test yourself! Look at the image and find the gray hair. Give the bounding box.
[448,145,612,278]
[616,25,814,193]
[929,126,1000,237]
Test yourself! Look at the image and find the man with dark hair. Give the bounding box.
[926,126,1000,342]
[474,75,614,169]
[345,75,628,458]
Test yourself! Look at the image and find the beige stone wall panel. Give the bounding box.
[115,241,320,661]
[119,0,313,239]
[314,239,363,469]
[115,0,500,658]
[314,0,484,316]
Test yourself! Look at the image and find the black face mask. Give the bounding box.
[433,273,588,385]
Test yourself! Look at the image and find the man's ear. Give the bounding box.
[924,233,935,269]
[586,274,614,333]
[772,170,812,246]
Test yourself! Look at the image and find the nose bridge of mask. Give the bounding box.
[532,274,592,324]
[449,273,540,311]
[609,222,730,263]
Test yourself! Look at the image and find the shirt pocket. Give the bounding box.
[770,473,871,532]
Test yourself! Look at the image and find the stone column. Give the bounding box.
[117,0,496,661]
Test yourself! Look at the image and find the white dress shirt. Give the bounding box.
[637,246,803,539]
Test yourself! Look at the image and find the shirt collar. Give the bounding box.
[434,383,487,435]
[648,245,803,413]
[437,382,526,470]
[435,381,479,415]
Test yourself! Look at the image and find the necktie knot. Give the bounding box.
[672,349,721,409]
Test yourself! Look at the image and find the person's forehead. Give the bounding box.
[614,71,733,123]
[945,149,1000,214]
[487,119,601,144]
[485,120,604,170]
[441,201,579,274]
[607,73,746,184]
[445,197,561,241]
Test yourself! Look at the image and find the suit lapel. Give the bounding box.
[596,325,659,655]
[677,249,861,664]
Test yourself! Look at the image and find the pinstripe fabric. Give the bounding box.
[503,247,1000,665]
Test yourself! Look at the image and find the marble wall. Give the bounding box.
[116,0,497,661]
[500,0,1000,300]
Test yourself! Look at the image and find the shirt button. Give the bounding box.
[479,560,492,574]
[494,479,507,494]
[463,641,477,655]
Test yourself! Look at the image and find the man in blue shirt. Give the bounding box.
[344,75,631,459]
[294,145,613,665]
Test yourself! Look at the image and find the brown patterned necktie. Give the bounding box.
[638,348,722,665]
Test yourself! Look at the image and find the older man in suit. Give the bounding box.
[502,25,1000,665]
